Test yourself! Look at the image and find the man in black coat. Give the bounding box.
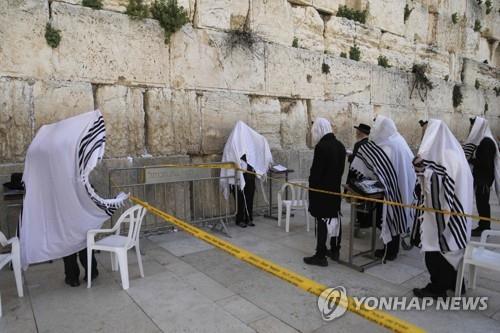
[304,118,346,267]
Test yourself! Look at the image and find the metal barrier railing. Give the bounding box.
[108,163,238,236]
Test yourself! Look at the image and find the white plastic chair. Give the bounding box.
[87,205,147,290]
[0,232,23,317]
[455,230,500,296]
[277,180,310,233]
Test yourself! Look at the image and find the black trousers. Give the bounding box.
[374,203,399,256]
[236,172,256,223]
[475,183,491,230]
[63,248,98,281]
[425,251,458,294]
[316,218,342,258]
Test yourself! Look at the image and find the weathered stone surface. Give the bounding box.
[280,99,308,149]
[484,90,500,117]
[33,81,94,131]
[456,85,486,116]
[170,25,265,93]
[291,5,325,52]
[313,0,344,14]
[366,0,406,36]
[199,91,250,154]
[288,0,313,6]
[324,16,356,56]
[435,14,463,53]
[323,56,371,103]
[249,97,282,149]
[371,68,410,106]
[415,44,450,79]
[355,24,382,65]
[424,80,454,114]
[95,85,145,157]
[462,59,500,90]
[0,0,53,80]
[194,0,249,30]
[404,1,428,43]
[0,79,33,163]
[145,88,201,156]
[52,2,169,85]
[380,32,416,71]
[266,43,324,98]
[250,0,294,46]
[462,27,481,60]
[351,103,375,132]
[308,100,353,147]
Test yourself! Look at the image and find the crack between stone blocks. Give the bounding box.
[28,81,35,141]
[143,89,149,156]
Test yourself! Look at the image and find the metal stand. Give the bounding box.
[264,169,294,220]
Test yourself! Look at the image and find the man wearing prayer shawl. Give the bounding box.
[411,120,472,298]
[304,118,346,267]
[349,115,416,261]
[220,121,273,228]
[462,117,500,237]
[20,110,128,286]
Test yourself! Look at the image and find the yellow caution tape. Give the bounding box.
[141,162,500,224]
[130,195,425,333]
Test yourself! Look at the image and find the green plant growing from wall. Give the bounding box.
[151,0,189,44]
[451,13,458,24]
[292,37,299,48]
[340,52,347,58]
[475,79,480,89]
[444,75,449,81]
[45,23,61,48]
[349,44,361,61]
[485,0,492,14]
[477,0,482,5]
[484,103,488,112]
[322,62,330,74]
[410,64,434,102]
[453,85,463,107]
[82,0,103,9]
[404,4,413,22]
[494,86,500,96]
[227,29,260,52]
[474,19,482,32]
[127,0,150,19]
[377,55,391,68]
[336,5,367,24]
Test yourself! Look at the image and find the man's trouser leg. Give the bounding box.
[78,248,98,278]
[425,251,457,294]
[475,184,491,230]
[63,253,80,282]
[315,218,327,258]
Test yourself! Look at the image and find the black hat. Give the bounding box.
[469,117,476,125]
[3,173,24,191]
[354,123,371,135]
[418,120,428,127]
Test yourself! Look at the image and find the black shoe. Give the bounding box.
[65,278,80,287]
[413,285,446,299]
[84,271,99,282]
[247,221,255,227]
[471,227,488,237]
[328,248,340,261]
[374,248,397,261]
[303,255,328,267]
[236,221,247,228]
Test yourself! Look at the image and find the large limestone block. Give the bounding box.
[404,1,428,43]
[249,97,282,149]
[194,0,249,30]
[323,56,371,103]
[462,27,481,60]
[435,14,463,53]
[457,85,486,116]
[170,25,265,93]
[199,91,250,154]
[292,5,325,52]
[313,0,345,14]
[424,80,454,114]
[266,43,324,98]
[33,81,94,132]
[351,103,375,131]
[324,16,356,56]
[366,0,406,36]
[308,100,353,147]
[280,99,308,149]
[379,32,416,71]
[462,59,500,90]
[0,0,53,80]
[0,79,33,163]
[415,45,450,79]
[371,68,411,106]
[95,85,145,157]
[145,88,201,156]
[51,2,169,85]
[250,0,294,46]
[355,24,382,65]
[288,0,313,6]
[484,90,500,117]
[483,7,500,41]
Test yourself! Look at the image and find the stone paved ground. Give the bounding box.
[1,200,499,333]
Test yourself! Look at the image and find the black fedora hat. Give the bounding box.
[3,173,24,191]
[354,123,371,135]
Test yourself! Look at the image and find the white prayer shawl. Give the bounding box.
[20,111,128,268]
[220,121,273,198]
[350,116,416,244]
[463,117,500,204]
[311,118,332,146]
[411,120,472,269]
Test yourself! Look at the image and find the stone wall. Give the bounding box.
[1,0,499,178]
